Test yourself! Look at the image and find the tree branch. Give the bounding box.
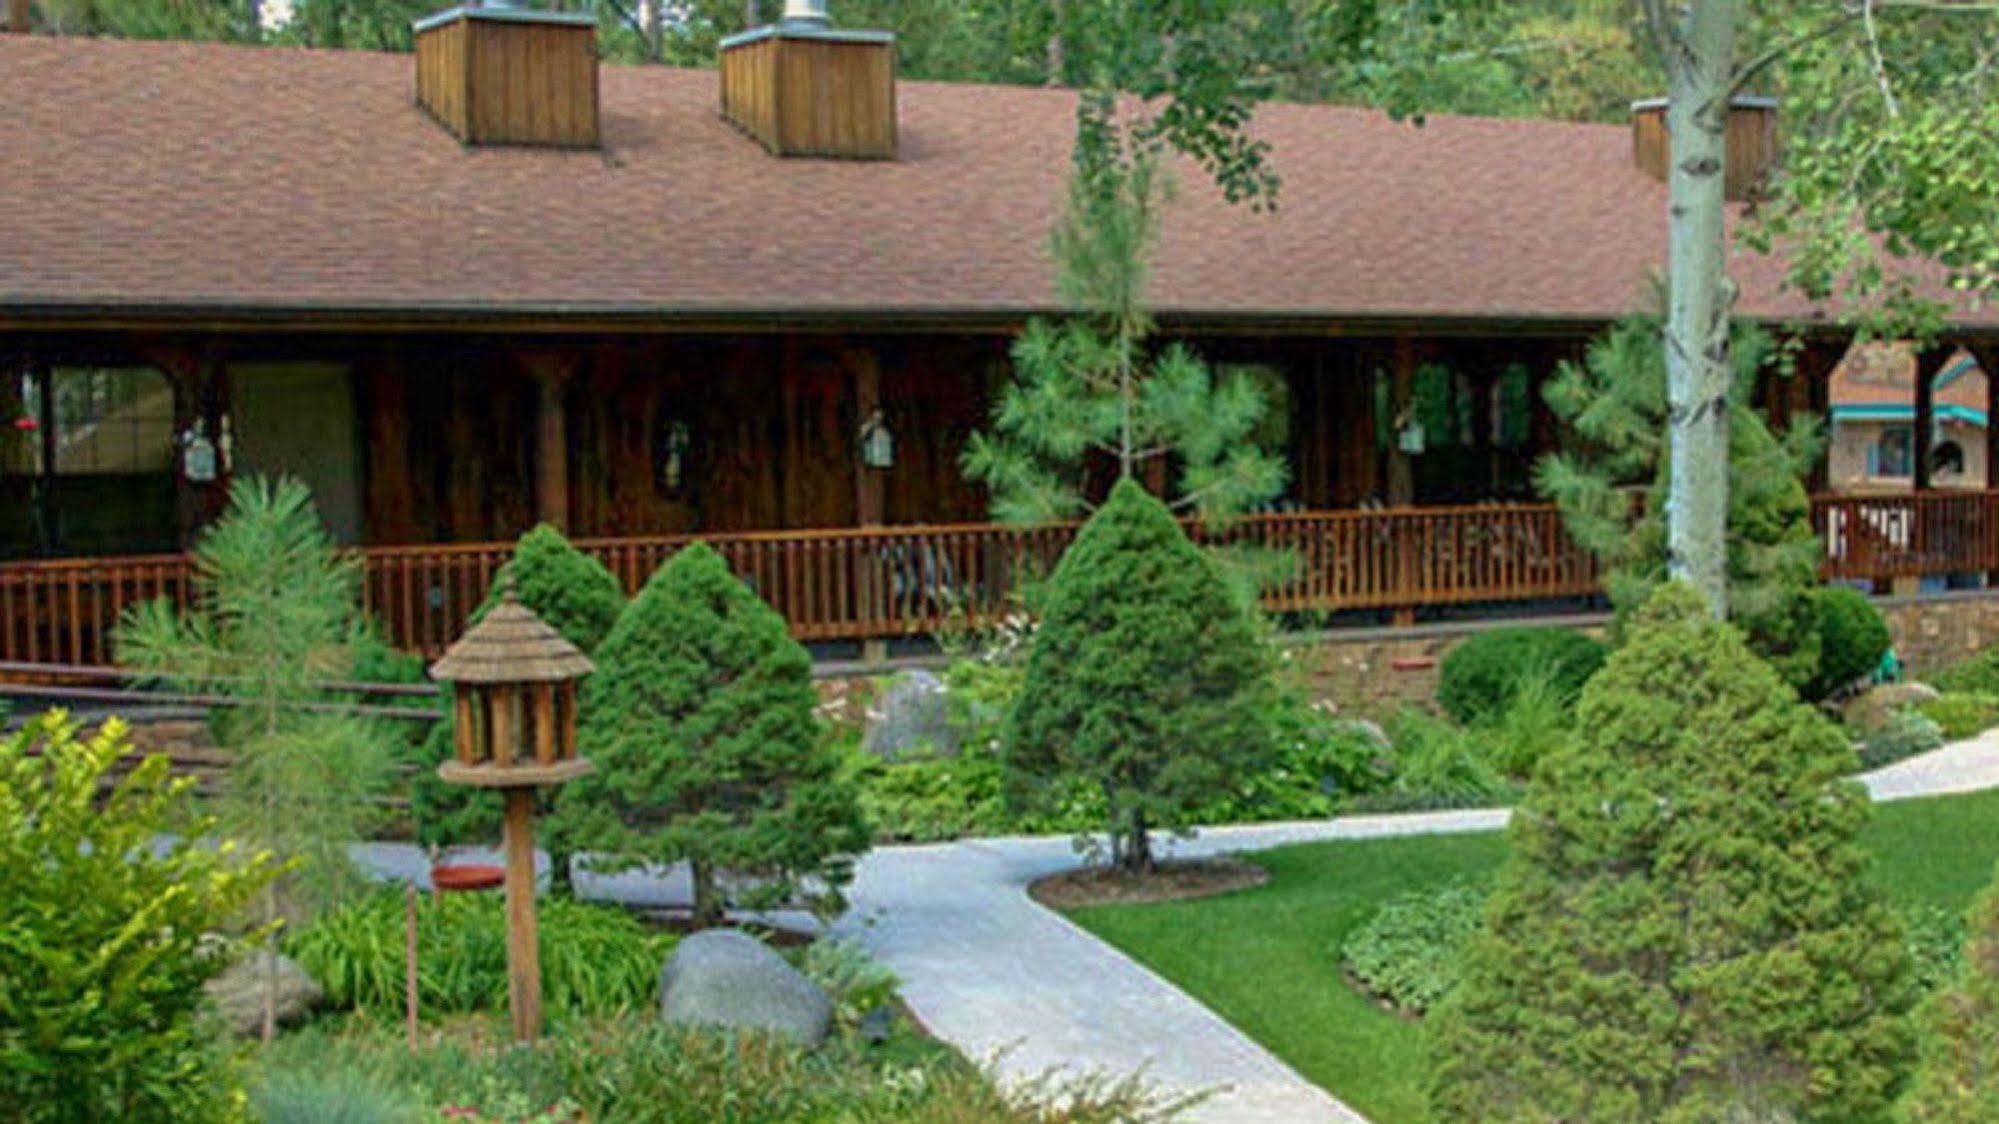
[1730,9,1862,96]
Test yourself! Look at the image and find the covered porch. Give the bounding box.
[0,325,1990,666]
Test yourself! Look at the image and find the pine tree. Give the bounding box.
[1429,583,1914,1123]
[1901,860,1999,1123]
[1536,311,1825,692]
[553,542,867,927]
[1006,478,1273,873]
[962,107,1287,525]
[116,474,393,1039]
[412,523,625,850]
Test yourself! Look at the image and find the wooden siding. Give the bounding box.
[720,33,896,159]
[415,14,598,148]
[1631,97,1776,203]
[414,18,471,139]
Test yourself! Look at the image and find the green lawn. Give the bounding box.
[1066,787,1999,1124]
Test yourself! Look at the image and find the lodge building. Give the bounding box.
[4,3,1998,666]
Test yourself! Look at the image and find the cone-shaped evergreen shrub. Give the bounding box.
[1429,583,1914,1123]
[413,524,624,848]
[1902,860,1999,1123]
[554,542,867,926]
[1006,478,1273,873]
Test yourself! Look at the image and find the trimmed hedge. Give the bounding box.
[1435,627,1607,725]
[1808,585,1891,700]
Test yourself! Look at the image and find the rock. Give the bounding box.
[1333,717,1392,753]
[1843,681,1942,732]
[204,947,322,1036]
[861,670,957,760]
[660,929,833,1045]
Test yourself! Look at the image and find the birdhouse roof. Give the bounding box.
[429,585,594,684]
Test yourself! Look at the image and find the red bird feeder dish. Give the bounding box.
[429,577,594,1043]
[431,864,506,893]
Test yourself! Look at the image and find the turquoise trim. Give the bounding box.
[1934,355,1980,392]
[1830,403,1988,428]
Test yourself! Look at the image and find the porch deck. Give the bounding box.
[1,492,1994,668]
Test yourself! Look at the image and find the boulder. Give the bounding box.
[861,670,957,760]
[1843,681,1942,732]
[660,929,832,1045]
[204,947,322,1036]
[1334,717,1392,754]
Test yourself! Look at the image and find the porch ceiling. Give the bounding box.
[2,35,1994,335]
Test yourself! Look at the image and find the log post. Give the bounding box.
[7,0,29,33]
[522,353,577,533]
[850,348,889,663]
[502,788,542,1043]
[1386,337,1416,508]
[1914,345,1947,493]
[1973,343,1999,586]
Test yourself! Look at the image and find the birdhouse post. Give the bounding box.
[428,578,594,1043]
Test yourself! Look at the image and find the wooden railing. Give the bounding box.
[4,493,1993,668]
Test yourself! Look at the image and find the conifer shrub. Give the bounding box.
[413,524,625,848]
[1902,861,1999,1123]
[1006,478,1274,873]
[1429,583,1915,1123]
[1915,692,1999,741]
[1537,313,1826,693]
[554,542,868,926]
[1435,626,1607,725]
[1932,646,1999,696]
[1810,585,1892,701]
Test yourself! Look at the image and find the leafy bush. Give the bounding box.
[557,542,868,926]
[1808,585,1892,700]
[1903,860,1999,1123]
[1007,479,1274,872]
[0,712,281,1123]
[288,888,674,1019]
[255,1015,1201,1124]
[1435,627,1606,725]
[1341,883,1488,1016]
[1429,584,1914,1123]
[793,939,900,1033]
[1377,707,1509,809]
[1916,691,1999,740]
[1903,903,1968,998]
[1471,665,1576,780]
[1858,708,1946,770]
[250,1068,423,1124]
[1345,886,1954,1025]
[1932,646,1999,696]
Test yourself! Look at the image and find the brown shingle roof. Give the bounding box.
[0,34,1970,329]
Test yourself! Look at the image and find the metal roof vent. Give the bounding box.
[781,0,830,28]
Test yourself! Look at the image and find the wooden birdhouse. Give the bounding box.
[431,578,594,789]
[428,577,594,1042]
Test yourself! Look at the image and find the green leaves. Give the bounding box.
[0,712,281,1123]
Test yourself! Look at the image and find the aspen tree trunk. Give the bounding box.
[1661,1,1741,617]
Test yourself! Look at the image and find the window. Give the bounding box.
[5,366,176,476]
[1871,425,1913,478]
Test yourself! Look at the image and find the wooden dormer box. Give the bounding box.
[414,5,600,148]
[718,23,897,160]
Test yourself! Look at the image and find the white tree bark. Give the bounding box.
[1660,0,1741,618]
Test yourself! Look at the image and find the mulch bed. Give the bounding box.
[1028,856,1270,909]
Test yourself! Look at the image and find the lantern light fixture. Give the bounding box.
[858,407,895,470]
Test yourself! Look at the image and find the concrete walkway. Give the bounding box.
[354,731,1999,1124]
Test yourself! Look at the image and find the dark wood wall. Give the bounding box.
[354,333,1001,545]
